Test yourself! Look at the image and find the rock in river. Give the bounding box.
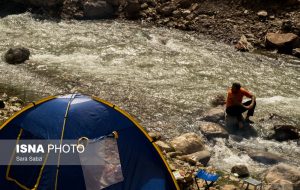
[4,47,30,64]
[248,151,284,165]
[199,122,229,139]
[270,125,299,141]
[83,0,114,19]
[265,32,300,53]
[264,163,300,190]
[200,106,225,123]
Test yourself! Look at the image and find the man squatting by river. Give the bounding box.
[226,82,256,128]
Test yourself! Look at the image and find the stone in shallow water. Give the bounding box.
[4,47,30,64]
[83,0,114,19]
[199,122,229,139]
[248,151,284,164]
[201,106,225,123]
[270,125,299,141]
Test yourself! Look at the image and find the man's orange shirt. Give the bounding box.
[226,88,253,107]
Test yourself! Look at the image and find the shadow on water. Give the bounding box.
[224,118,258,139]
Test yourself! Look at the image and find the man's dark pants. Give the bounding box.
[226,100,256,121]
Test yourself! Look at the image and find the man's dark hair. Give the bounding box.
[232,82,241,90]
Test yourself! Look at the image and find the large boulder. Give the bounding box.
[270,125,299,141]
[83,0,114,19]
[248,151,284,164]
[4,47,30,64]
[200,106,225,123]
[13,0,63,7]
[265,33,300,53]
[231,165,250,178]
[264,163,300,190]
[178,150,211,166]
[124,0,141,19]
[170,132,205,155]
[199,122,228,139]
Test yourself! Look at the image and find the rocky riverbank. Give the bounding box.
[1,93,299,189]
[1,0,300,58]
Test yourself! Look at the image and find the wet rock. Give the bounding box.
[13,0,63,7]
[229,134,243,142]
[179,150,211,166]
[155,140,174,152]
[148,131,161,141]
[124,0,141,19]
[170,132,205,155]
[4,47,30,64]
[61,0,84,19]
[201,106,225,123]
[257,10,268,18]
[210,94,225,107]
[248,151,284,164]
[231,165,249,178]
[292,48,300,58]
[199,122,229,139]
[265,33,300,53]
[83,0,114,19]
[270,125,299,141]
[264,163,300,190]
[235,35,254,52]
[0,100,5,109]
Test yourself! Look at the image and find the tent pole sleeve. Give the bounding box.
[54,94,75,190]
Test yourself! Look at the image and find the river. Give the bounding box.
[0,13,299,174]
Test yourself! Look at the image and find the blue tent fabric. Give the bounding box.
[0,94,179,190]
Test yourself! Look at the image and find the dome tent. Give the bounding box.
[0,94,179,190]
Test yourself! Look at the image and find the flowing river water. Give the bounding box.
[0,13,300,174]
